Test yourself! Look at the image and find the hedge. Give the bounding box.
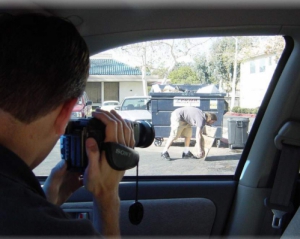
[231,107,259,114]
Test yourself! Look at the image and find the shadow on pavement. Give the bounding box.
[205,153,241,161]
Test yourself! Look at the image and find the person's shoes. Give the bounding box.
[182,151,198,159]
[161,151,171,160]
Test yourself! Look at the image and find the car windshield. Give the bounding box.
[33,35,285,177]
[122,98,149,110]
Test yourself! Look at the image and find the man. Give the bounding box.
[0,14,133,237]
[161,106,217,160]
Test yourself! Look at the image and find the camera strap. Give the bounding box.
[101,142,139,171]
[101,142,144,224]
[129,162,144,225]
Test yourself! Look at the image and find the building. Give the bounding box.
[239,53,277,108]
[86,54,160,105]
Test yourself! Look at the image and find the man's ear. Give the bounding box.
[54,98,77,135]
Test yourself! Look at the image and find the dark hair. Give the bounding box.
[205,113,218,121]
[0,14,90,123]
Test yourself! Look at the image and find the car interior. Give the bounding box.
[3,1,300,238]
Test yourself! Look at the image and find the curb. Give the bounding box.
[225,112,256,118]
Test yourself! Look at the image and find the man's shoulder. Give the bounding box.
[0,183,100,236]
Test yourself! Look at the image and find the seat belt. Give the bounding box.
[265,121,300,229]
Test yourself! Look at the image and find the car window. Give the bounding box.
[33,35,285,177]
[122,98,149,110]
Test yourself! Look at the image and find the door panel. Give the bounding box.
[63,179,238,237]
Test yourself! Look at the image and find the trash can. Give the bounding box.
[227,117,249,149]
[149,84,226,147]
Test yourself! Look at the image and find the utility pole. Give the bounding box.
[230,37,238,111]
[141,42,148,96]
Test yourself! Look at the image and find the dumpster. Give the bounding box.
[149,84,227,147]
[227,117,249,149]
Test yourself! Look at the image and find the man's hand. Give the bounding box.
[195,150,205,159]
[83,109,134,237]
[43,160,83,206]
[83,109,134,198]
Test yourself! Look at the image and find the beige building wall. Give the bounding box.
[87,75,160,104]
[119,81,144,103]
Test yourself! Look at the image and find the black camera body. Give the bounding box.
[60,118,155,172]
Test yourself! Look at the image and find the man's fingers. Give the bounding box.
[125,120,135,148]
[108,110,126,145]
[91,109,135,150]
[49,160,67,178]
[85,137,100,168]
[92,111,118,143]
[110,110,133,147]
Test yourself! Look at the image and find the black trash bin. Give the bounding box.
[227,117,249,149]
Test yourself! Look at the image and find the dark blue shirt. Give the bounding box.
[0,145,100,236]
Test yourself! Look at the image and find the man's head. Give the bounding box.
[0,14,90,124]
[205,113,217,125]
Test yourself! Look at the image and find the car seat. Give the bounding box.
[280,207,300,238]
[127,104,134,110]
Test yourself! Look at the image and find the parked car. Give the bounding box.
[71,91,93,118]
[115,96,151,122]
[100,100,120,111]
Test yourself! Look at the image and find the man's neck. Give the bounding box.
[0,110,57,170]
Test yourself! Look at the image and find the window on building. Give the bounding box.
[269,56,272,65]
[259,59,266,72]
[250,61,256,74]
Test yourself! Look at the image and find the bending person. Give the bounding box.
[161,106,217,160]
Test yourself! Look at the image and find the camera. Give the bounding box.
[60,118,155,172]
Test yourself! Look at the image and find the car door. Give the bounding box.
[58,38,288,238]
[29,6,300,239]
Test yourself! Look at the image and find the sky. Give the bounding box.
[91,37,213,68]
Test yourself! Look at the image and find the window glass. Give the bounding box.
[259,59,266,72]
[122,98,150,110]
[33,35,285,177]
[250,61,256,74]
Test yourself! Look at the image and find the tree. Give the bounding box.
[193,36,260,109]
[118,42,154,96]
[264,36,285,62]
[113,38,209,88]
[168,65,199,84]
[193,53,215,84]
[157,38,209,82]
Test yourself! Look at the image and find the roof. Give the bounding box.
[89,59,142,75]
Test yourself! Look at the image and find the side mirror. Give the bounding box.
[114,106,120,110]
[86,100,93,106]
